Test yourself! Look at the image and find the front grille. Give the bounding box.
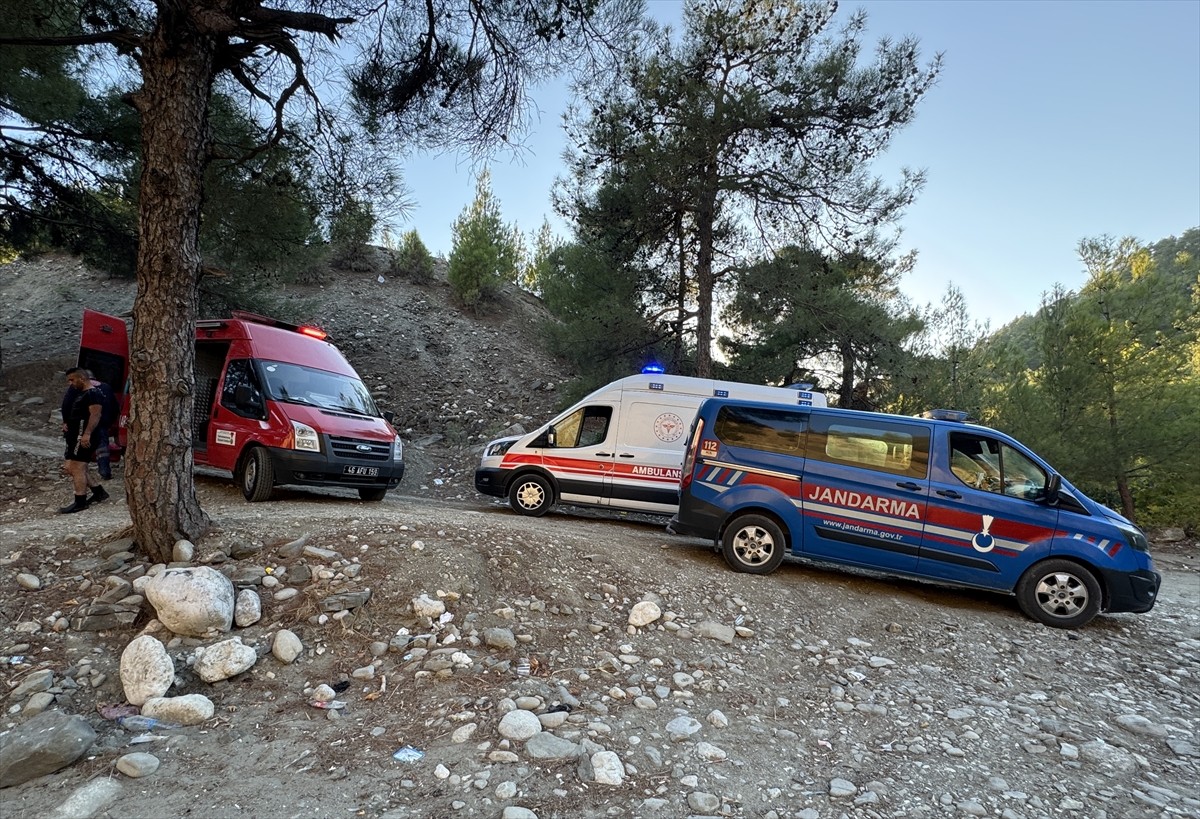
[329,435,391,461]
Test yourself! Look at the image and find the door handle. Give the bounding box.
[936,489,962,499]
[618,453,635,458]
[595,452,612,458]
[895,481,922,491]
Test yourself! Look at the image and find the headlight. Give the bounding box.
[392,435,404,461]
[290,420,320,452]
[1117,524,1150,553]
[485,440,515,458]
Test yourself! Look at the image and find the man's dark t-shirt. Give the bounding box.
[65,387,103,441]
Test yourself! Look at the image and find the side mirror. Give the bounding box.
[382,410,395,424]
[234,383,263,413]
[546,425,557,448]
[1041,472,1062,505]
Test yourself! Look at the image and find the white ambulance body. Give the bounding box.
[473,372,827,516]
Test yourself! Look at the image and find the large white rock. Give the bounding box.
[141,694,215,726]
[145,567,234,637]
[272,629,303,664]
[119,636,175,706]
[192,637,257,683]
[234,589,262,628]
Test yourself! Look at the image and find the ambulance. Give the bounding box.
[474,371,827,517]
[79,309,404,502]
[668,398,1161,628]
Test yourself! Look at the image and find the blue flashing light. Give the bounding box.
[641,363,666,374]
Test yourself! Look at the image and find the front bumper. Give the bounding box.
[1098,567,1161,614]
[269,448,404,491]
[474,467,509,498]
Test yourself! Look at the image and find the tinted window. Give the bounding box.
[713,405,808,455]
[808,416,929,478]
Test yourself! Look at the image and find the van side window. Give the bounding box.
[220,359,264,418]
[713,405,808,455]
[949,433,1048,499]
[809,417,929,478]
[551,406,613,448]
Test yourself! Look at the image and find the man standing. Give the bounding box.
[60,367,109,513]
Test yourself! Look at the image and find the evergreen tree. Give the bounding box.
[447,170,520,310]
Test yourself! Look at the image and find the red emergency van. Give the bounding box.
[79,309,404,501]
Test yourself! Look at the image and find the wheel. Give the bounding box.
[721,514,787,574]
[1015,559,1102,629]
[239,447,275,502]
[508,473,553,517]
[358,487,387,502]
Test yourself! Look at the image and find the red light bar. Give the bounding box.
[298,326,327,340]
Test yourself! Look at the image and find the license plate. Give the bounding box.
[343,465,379,477]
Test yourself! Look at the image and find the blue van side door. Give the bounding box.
[920,430,1060,590]
[799,415,930,573]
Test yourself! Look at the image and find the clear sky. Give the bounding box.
[397,0,1200,331]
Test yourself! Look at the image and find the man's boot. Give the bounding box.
[59,495,90,514]
[90,485,110,504]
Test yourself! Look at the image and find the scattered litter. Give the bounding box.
[392,745,424,763]
[309,700,346,710]
[117,715,179,731]
[331,681,351,694]
[128,734,169,744]
[8,656,25,665]
[438,612,453,625]
[516,658,531,677]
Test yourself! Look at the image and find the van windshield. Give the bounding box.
[258,360,379,417]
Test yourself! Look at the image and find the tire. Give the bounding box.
[358,487,388,502]
[508,473,553,517]
[239,447,275,502]
[1015,559,1102,629]
[721,514,787,575]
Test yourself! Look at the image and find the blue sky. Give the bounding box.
[398,0,1200,331]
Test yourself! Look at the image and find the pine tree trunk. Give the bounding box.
[694,191,716,378]
[126,11,216,563]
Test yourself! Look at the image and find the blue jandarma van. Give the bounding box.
[667,400,1160,628]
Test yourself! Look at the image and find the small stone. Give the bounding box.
[273,587,299,602]
[172,540,194,563]
[141,694,214,726]
[412,594,445,618]
[234,589,262,628]
[484,628,517,650]
[192,637,257,682]
[628,601,661,627]
[498,709,542,741]
[273,629,303,664]
[119,636,175,706]
[16,573,40,591]
[830,777,857,797]
[9,669,54,702]
[116,752,160,778]
[688,792,721,813]
[589,750,625,785]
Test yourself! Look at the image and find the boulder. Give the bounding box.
[145,567,234,637]
[119,636,175,706]
[0,711,97,788]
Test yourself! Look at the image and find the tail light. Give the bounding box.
[680,418,704,492]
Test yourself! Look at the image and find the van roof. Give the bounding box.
[595,373,828,407]
[196,317,357,377]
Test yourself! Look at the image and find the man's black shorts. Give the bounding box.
[64,436,97,463]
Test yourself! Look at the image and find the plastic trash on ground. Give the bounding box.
[392,745,424,762]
